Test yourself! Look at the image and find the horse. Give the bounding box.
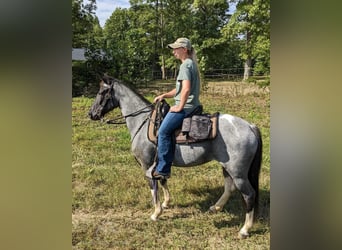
[88,76,263,239]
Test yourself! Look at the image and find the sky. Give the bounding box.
[95,0,236,28]
[96,0,131,27]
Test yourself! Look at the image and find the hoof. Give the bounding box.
[150,214,158,221]
[162,203,169,209]
[238,231,249,239]
[209,205,220,213]
[208,206,215,213]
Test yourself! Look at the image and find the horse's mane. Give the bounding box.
[102,75,151,105]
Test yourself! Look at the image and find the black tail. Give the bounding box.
[248,125,263,216]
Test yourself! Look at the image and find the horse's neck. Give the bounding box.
[116,84,151,137]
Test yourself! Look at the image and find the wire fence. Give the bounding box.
[204,68,244,81]
[151,68,266,81]
[135,67,269,89]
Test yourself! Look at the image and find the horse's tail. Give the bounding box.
[248,124,263,217]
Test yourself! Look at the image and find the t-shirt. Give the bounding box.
[174,58,201,114]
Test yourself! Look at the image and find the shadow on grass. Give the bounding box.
[174,185,270,227]
[158,211,201,221]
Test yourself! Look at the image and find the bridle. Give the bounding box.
[95,85,116,119]
[105,103,154,124]
[96,81,156,143]
[105,103,155,142]
[98,82,154,124]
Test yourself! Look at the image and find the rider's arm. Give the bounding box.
[154,88,176,103]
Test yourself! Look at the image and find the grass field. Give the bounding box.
[72,81,270,249]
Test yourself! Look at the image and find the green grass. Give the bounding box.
[72,82,270,249]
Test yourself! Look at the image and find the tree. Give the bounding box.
[103,0,242,83]
[72,0,115,96]
[191,0,230,86]
[72,0,97,48]
[148,0,235,82]
[104,5,156,83]
[78,0,270,92]
[222,0,270,80]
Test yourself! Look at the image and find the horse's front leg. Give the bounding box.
[149,179,163,221]
[160,179,171,209]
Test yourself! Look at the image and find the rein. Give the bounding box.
[105,103,154,124]
[105,103,155,142]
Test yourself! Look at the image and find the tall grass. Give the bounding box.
[72,82,270,249]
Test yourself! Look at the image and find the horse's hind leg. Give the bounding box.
[209,168,236,213]
[209,168,255,238]
[233,177,256,239]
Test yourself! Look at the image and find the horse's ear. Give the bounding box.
[102,75,108,84]
[102,73,114,86]
[100,79,111,88]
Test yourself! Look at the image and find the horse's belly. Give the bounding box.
[173,144,212,166]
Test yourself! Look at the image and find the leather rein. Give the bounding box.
[105,103,155,142]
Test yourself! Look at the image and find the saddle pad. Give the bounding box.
[175,113,218,144]
[148,111,219,144]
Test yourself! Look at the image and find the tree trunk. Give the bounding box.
[160,0,166,79]
[243,29,252,81]
[243,58,252,81]
[161,55,166,79]
[173,67,177,79]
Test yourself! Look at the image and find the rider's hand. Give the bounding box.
[153,95,164,103]
[170,105,183,113]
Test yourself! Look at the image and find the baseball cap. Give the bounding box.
[167,37,191,50]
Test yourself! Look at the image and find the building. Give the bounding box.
[72,48,86,61]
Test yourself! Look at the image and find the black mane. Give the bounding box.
[102,75,151,106]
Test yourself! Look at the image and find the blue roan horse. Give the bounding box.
[88,76,263,238]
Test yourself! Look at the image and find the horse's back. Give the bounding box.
[218,113,256,136]
[172,113,258,167]
[216,113,259,148]
[214,113,259,163]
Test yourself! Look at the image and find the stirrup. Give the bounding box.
[152,171,170,180]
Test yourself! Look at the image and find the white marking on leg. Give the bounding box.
[210,192,229,212]
[210,177,234,212]
[160,182,170,209]
[239,209,254,239]
[150,189,162,221]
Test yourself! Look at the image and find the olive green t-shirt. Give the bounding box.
[174,58,201,114]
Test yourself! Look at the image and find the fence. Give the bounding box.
[151,68,256,81]
[151,69,176,80]
[204,68,245,81]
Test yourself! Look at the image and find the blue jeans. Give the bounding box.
[156,110,185,175]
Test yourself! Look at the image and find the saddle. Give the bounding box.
[148,101,218,144]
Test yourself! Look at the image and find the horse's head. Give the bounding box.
[88,76,119,120]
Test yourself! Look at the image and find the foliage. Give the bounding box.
[222,0,270,76]
[246,75,270,88]
[72,0,97,48]
[72,0,270,96]
[103,6,156,84]
[72,0,113,97]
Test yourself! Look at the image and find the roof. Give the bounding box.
[72,48,108,61]
[72,48,86,61]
